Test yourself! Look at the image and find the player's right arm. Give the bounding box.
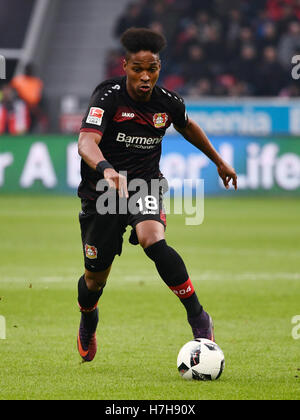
[78,131,103,170]
[79,82,128,198]
[78,131,128,198]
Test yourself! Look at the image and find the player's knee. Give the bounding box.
[85,266,111,291]
[137,226,165,249]
[139,233,164,249]
[136,220,165,249]
[85,274,107,292]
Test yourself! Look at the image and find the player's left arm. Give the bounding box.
[175,118,237,190]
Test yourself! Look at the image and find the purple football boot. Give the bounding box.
[188,310,215,342]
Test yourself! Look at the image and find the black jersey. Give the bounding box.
[78,76,188,199]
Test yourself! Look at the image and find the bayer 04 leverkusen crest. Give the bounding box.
[85,244,98,259]
[153,113,168,128]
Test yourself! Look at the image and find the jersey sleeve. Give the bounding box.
[168,93,189,129]
[80,83,117,135]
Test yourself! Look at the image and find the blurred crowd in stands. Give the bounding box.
[1,0,300,136]
[106,0,300,97]
[0,63,47,135]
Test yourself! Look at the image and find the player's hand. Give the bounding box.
[103,168,129,198]
[217,162,238,190]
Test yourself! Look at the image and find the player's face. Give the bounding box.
[124,51,161,102]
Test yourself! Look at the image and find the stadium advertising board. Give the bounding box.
[178,100,300,136]
[0,135,299,195]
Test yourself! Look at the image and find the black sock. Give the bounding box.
[78,275,105,333]
[181,293,203,318]
[144,240,202,318]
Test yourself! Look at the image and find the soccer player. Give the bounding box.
[77,28,237,362]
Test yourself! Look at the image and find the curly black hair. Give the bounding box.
[121,27,167,57]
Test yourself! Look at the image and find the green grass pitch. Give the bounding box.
[0,195,299,400]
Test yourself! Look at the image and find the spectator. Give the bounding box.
[257,21,279,50]
[148,20,164,36]
[276,2,297,34]
[147,0,178,42]
[173,23,200,62]
[230,45,260,94]
[185,78,213,97]
[0,84,30,135]
[278,21,300,68]
[148,21,169,71]
[256,46,287,95]
[11,63,46,132]
[203,25,227,76]
[114,2,150,38]
[224,9,246,61]
[225,8,246,43]
[239,25,256,47]
[105,49,125,79]
[226,24,256,63]
[181,44,212,84]
[194,11,215,42]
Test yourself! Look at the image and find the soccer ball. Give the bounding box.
[177,338,225,381]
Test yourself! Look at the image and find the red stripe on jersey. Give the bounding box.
[113,107,172,129]
[113,107,152,125]
[169,278,195,299]
[80,128,103,136]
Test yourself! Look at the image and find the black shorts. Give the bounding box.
[79,179,167,272]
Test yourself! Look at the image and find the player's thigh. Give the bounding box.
[135,219,165,249]
[79,199,126,272]
[128,178,167,248]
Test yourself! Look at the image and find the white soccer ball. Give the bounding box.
[177,338,225,381]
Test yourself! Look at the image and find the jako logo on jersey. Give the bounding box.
[86,107,104,126]
[122,112,135,118]
[153,113,168,128]
[85,244,98,259]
